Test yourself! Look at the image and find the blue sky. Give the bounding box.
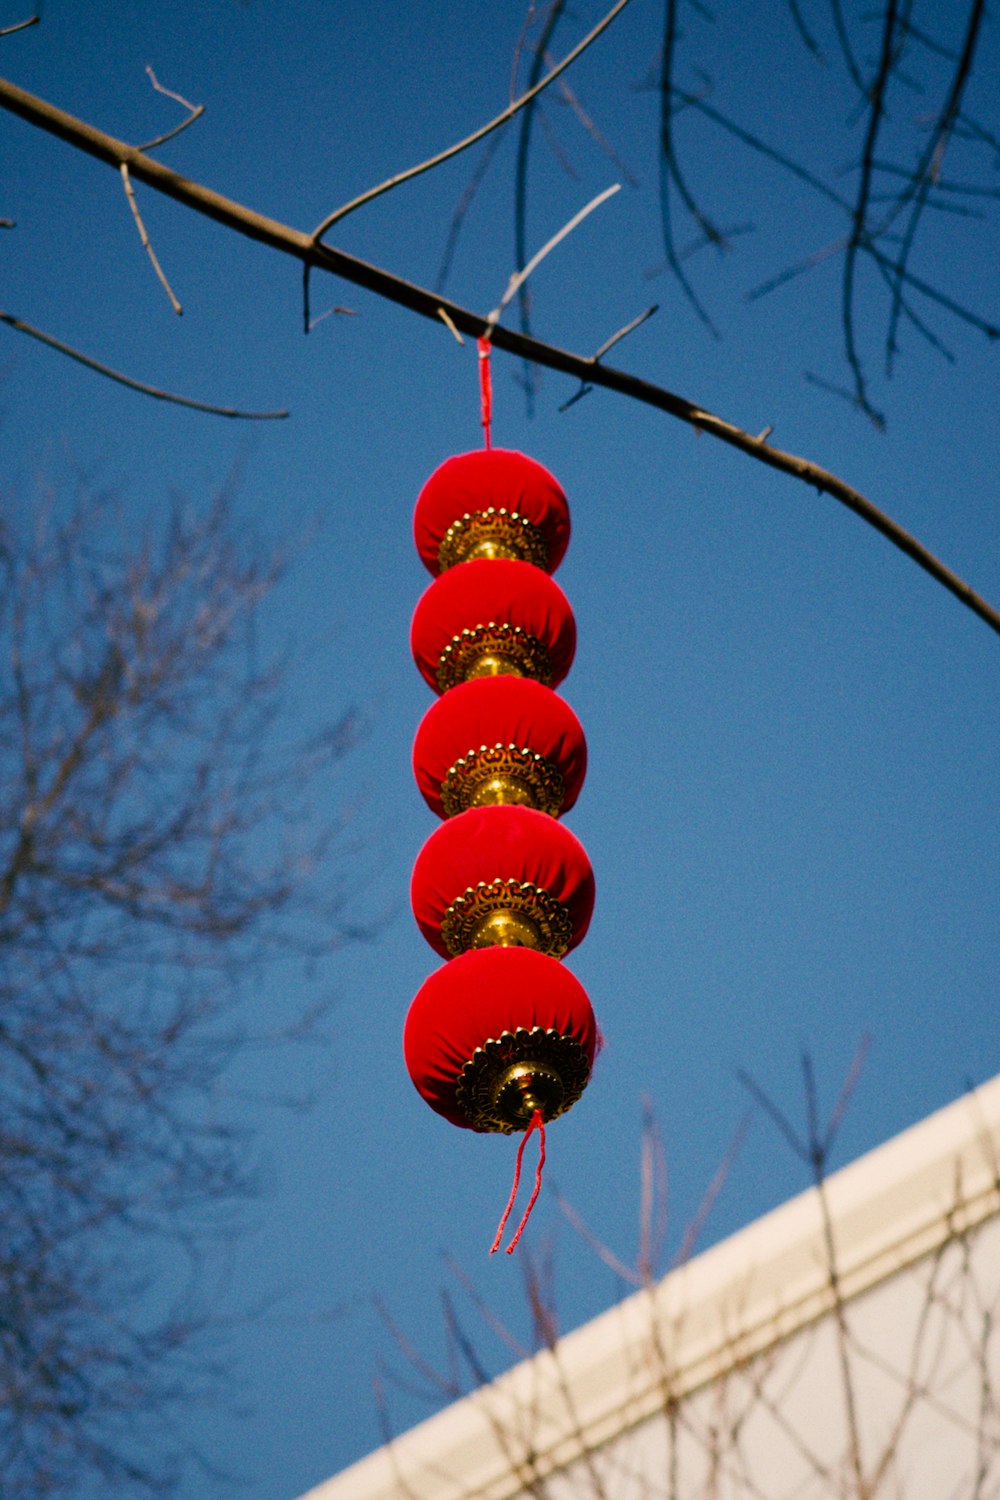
[3,1,998,1496]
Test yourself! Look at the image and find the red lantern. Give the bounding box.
[404,387,599,1252]
[403,946,598,1133]
[410,804,595,959]
[414,448,571,576]
[410,557,576,694]
[412,675,587,820]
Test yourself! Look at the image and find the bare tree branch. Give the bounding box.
[484,182,621,336]
[658,0,723,335]
[513,0,568,413]
[841,0,900,428]
[120,162,183,313]
[0,309,288,418]
[137,65,205,151]
[309,0,632,245]
[0,74,997,638]
[882,0,986,373]
[0,14,38,38]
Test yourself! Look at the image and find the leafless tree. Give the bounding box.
[0,486,359,1497]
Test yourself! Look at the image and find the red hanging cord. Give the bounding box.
[477,337,493,450]
[490,1109,546,1256]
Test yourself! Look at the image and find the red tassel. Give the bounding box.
[477,337,493,451]
[490,1108,546,1256]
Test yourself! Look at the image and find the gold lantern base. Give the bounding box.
[455,1026,592,1133]
[441,878,573,958]
[436,623,553,693]
[438,508,549,571]
[441,743,566,818]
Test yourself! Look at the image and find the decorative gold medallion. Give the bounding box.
[441,744,565,818]
[436,623,553,693]
[440,878,573,958]
[438,508,548,571]
[455,1026,592,1132]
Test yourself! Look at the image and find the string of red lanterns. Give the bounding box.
[403,370,601,1255]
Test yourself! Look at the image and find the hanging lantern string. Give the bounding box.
[477,336,493,451]
[490,1108,546,1256]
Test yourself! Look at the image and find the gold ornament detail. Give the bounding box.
[441,744,565,818]
[438,508,549,571]
[455,1026,592,1133]
[436,623,553,693]
[440,878,573,958]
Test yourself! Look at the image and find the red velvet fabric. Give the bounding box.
[403,947,597,1129]
[414,449,571,576]
[410,805,595,958]
[410,558,576,694]
[412,675,587,820]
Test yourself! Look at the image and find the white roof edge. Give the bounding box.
[300,1075,1000,1500]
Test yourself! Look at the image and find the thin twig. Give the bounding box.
[672,1109,752,1267]
[0,310,288,419]
[484,182,620,335]
[745,237,849,303]
[308,0,632,245]
[830,0,867,96]
[869,159,1000,198]
[435,129,505,292]
[513,0,568,412]
[593,304,659,360]
[737,1069,806,1161]
[442,1254,531,1360]
[510,2,539,103]
[1,74,996,638]
[858,244,997,338]
[560,305,658,408]
[804,370,886,430]
[870,251,956,365]
[842,0,899,427]
[137,65,205,152]
[436,306,464,345]
[821,1032,872,1157]
[307,303,357,332]
[638,1094,668,1282]
[669,87,851,214]
[137,106,205,154]
[785,0,825,62]
[555,1191,643,1285]
[883,0,986,373]
[558,383,593,412]
[546,60,640,187]
[120,163,183,314]
[144,64,197,114]
[658,0,723,334]
[0,14,38,38]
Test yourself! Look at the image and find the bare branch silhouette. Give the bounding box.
[137,65,204,151]
[0,76,997,638]
[657,0,723,335]
[120,162,183,313]
[0,309,288,418]
[0,14,38,38]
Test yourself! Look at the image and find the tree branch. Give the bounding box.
[0,74,997,639]
[119,162,183,314]
[0,310,288,419]
[309,0,632,243]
